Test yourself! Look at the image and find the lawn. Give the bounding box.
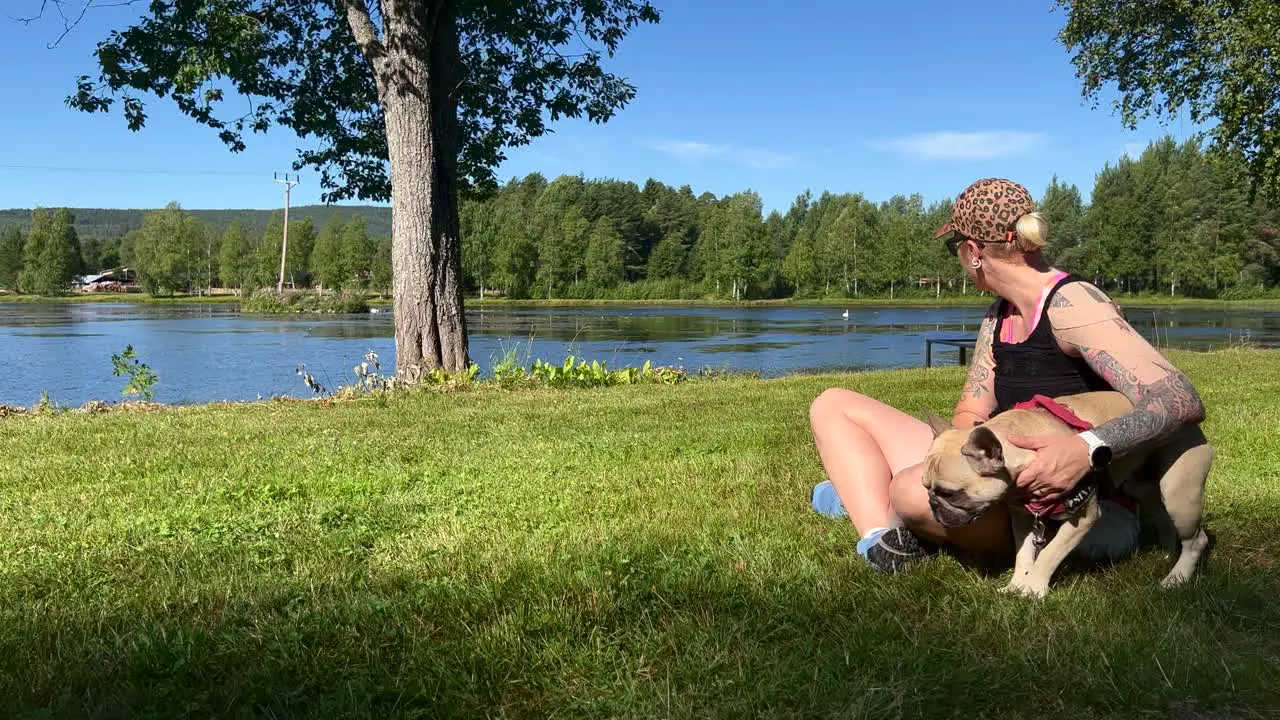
[2,349,1278,718]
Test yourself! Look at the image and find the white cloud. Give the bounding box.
[650,140,725,160]
[868,131,1046,161]
[648,140,797,169]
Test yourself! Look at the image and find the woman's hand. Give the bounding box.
[1005,433,1091,501]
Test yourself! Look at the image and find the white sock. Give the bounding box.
[861,526,890,540]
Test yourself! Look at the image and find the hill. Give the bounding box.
[0,205,392,239]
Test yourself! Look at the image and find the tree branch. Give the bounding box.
[12,0,53,24]
[341,0,384,62]
[14,0,143,49]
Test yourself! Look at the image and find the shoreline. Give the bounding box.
[0,346,1265,417]
[2,293,1278,309]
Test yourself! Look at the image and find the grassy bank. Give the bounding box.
[0,292,239,304]
[2,349,1278,717]
[240,289,370,314]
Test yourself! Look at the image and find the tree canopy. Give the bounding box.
[64,0,660,202]
[1056,0,1280,200]
[18,209,82,296]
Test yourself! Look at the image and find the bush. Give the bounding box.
[1218,285,1280,301]
[493,354,688,389]
[240,289,369,314]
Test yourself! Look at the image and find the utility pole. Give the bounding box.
[273,172,300,294]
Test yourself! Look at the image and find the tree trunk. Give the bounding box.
[373,0,469,377]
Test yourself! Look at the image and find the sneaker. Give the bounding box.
[810,479,848,519]
[858,527,935,573]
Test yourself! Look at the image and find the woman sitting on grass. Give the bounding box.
[808,177,1207,573]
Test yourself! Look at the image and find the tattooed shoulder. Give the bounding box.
[1080,282,1113,304]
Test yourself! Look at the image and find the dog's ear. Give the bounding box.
[924,411,952,437]
[962,426,1005,476]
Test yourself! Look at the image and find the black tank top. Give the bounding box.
[992,273,1112,414]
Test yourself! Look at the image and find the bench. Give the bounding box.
[924,337,977,368]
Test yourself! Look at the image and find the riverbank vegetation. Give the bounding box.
[3,136,1279,304]
[0,346,1276,716]
[240,289,370,315]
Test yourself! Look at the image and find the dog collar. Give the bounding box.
[1024,474,1099,521]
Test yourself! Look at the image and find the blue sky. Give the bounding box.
[0,0,1193,214]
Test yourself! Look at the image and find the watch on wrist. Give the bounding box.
[1078,430,1112,470]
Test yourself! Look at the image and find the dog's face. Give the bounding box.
[920,414,1015,528]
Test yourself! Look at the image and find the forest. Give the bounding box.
[2,136,1278,299]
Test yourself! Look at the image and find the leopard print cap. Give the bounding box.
[935,178,1036,244]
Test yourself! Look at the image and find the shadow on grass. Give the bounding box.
[3,528,1279,719]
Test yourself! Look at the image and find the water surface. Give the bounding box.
[0,302,1273,406]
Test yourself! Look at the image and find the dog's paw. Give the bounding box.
[1001,580,1048,599]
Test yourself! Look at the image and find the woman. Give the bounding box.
[809,178,1207,573]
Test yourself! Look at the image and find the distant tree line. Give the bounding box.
[0,205,393,241]
[0,203,390,297]
[459,136,1280,301]
[2,135,1277,299]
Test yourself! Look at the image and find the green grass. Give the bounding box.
[2,350,1279,718]
[240,289,370,314]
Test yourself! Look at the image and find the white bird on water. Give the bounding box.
[841,309,849,319]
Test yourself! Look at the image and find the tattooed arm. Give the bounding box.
[952,303,999,430]
[1046,282,1207,457]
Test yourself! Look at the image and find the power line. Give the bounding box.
[0,163,263,176]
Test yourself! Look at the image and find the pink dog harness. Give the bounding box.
[1017,394,1092,516]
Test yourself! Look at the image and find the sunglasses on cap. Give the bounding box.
[945,233,1018,257]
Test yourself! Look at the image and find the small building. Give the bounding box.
[78,268,139,293]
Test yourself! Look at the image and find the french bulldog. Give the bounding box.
[920,391,1213,597]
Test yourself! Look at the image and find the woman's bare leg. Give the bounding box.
[809,388,1013,565]
[808,388,936,535]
